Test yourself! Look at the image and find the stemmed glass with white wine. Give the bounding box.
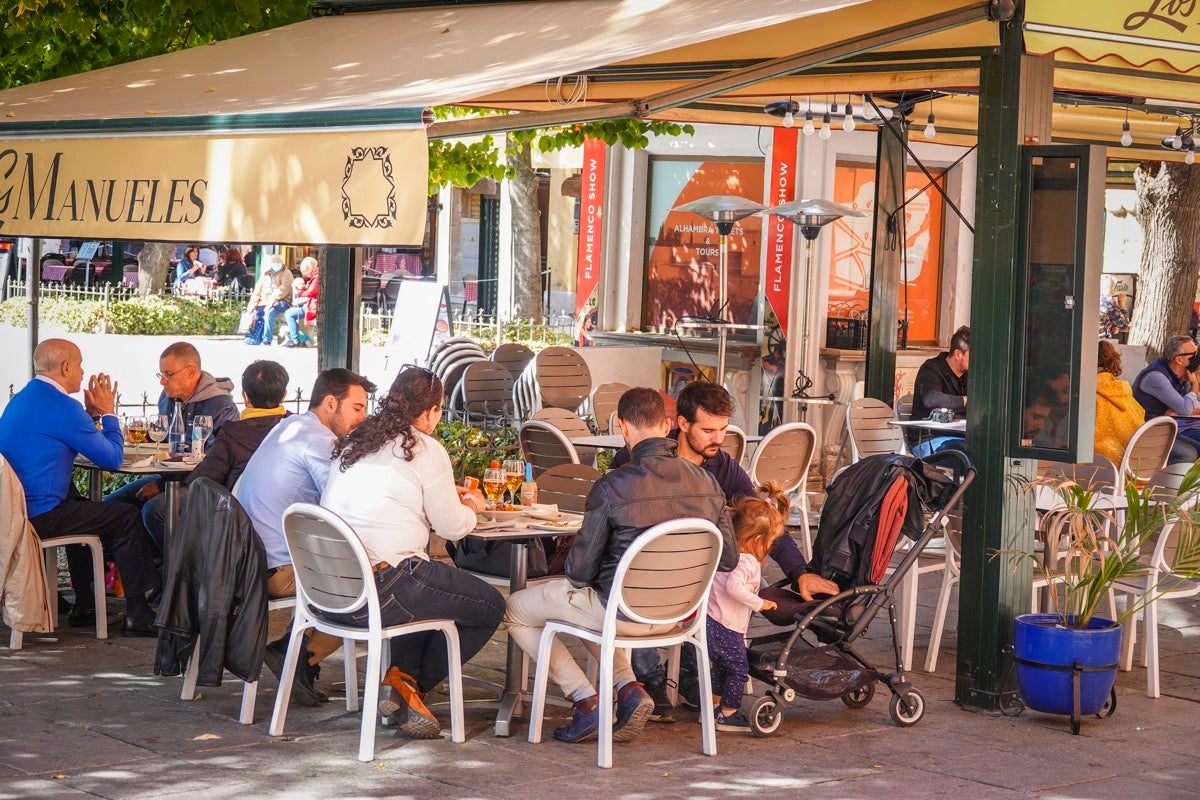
[503,459,525,506]
[482,465,506,522]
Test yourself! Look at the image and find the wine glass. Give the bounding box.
[503,459,525,505]
[147,414,168,455]
[127,416,148,445]
[482,466,505,522]
[191,414,213,459]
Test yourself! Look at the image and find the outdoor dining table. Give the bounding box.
[468,513,581,737]
[76,444,195,570]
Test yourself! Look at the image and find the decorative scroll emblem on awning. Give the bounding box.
[342,146,397,229]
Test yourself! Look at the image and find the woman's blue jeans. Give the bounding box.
[323,558,505,693]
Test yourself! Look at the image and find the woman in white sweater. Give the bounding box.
[322,366,504,739]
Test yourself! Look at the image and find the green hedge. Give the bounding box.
[0,295,242,336]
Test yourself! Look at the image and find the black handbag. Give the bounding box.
[449,535,549,580]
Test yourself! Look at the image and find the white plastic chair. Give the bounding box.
[1114,462,1200,698]
[180,595,301,723]
[748,422,816,559]
[527,518,723,769]
[719,424,747,466]
[269,504,465,761]
[10,535,107,650]
[846,398,906,461]
[1118,416,1177,489]
[3,456,106,649]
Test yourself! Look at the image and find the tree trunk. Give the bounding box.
[1129,161,1200,361]
[137,242,174,296]
[507,138,543,319]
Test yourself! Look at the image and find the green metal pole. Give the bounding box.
[865,118,907,404]
[318,246,359,373]
[955,12,1037,710]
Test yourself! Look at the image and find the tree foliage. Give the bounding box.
[428,116,694,193]
[0,1,309,90]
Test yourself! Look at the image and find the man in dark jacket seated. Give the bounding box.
[504,387,738,745]
[143,360,290,549]
[611,380,829,719]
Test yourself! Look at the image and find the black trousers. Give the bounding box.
[30,489,158,601]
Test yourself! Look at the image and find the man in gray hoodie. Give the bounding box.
[107,342,238,552]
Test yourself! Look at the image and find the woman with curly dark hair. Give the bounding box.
[321,366,504,739]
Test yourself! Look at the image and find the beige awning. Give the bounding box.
[1025,1,1200,74]
[0,0,866,245]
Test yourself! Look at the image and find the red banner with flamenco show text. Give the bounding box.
[575,137,606,345]
[765,126,798,337]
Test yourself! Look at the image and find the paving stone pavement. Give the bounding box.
[4,551,1200,799]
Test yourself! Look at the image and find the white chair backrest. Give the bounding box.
[1120,417,1177,487]
[589,382,629,434]
[531,407,593,440]
[609,518,723,628]
[719,425,747,465]
[536,463,601,514]
[748,422,815,494]
[846,398,905,461]
[282,503,375,623]
[895,393,914,420]
[1038,455,1119,494]
[519,419,581,478]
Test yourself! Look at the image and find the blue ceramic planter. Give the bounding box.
[1013,613,1120,717]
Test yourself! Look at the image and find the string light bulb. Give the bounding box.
[1172,126,1184,149]
[819,110,832,140]
[783,108,794,128]
[843,99,856,132]
[1187,147,1196,165]
[923,111,937,140]
[861,94,877,121]
[802,99,814,136]
[1120,119,1133,147]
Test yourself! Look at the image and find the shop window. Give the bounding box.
[643,157,764,330]
[827,161,945,345]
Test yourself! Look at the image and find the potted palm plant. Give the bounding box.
[1004,463,1200,733]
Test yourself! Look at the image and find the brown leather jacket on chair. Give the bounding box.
[0,455,53,635]
[154,477,268,686]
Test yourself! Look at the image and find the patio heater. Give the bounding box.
[670,195,766,382]
[761,198,865,382]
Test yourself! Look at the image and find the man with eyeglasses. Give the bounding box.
[1132,334,1200,458]
[106,342,237,543]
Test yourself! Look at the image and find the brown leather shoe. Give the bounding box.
[379,667,440,739]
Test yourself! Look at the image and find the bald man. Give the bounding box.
[0,339,158,634]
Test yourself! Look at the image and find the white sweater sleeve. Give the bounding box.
[417,436,478,542]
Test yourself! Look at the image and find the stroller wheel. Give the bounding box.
[841,683,875,709]
[748,695,784,737]
[888,688,925,727]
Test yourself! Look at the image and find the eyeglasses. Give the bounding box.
[1180,350,1198,358]
[156,365,192,380]
[400,363,437,390]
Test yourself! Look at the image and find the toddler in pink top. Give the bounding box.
[706,481,787,733]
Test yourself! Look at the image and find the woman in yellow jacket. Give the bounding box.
[1094,340,1146,465]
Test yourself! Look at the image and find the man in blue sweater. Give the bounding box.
[0,339,158,634]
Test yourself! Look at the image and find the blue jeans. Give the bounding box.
[284,305,306,342]
[323,557,504,693]
[260,301,290,344]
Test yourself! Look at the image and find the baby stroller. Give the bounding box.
[744,450,974,735]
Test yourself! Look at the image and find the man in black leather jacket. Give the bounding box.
[504,387,736,745]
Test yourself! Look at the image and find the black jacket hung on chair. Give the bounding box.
[154,477,268,686]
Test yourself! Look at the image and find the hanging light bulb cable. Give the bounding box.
[844,95,856,132]
[1120,108,1133,147]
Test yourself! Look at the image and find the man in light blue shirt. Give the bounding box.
[237,368,373,706]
